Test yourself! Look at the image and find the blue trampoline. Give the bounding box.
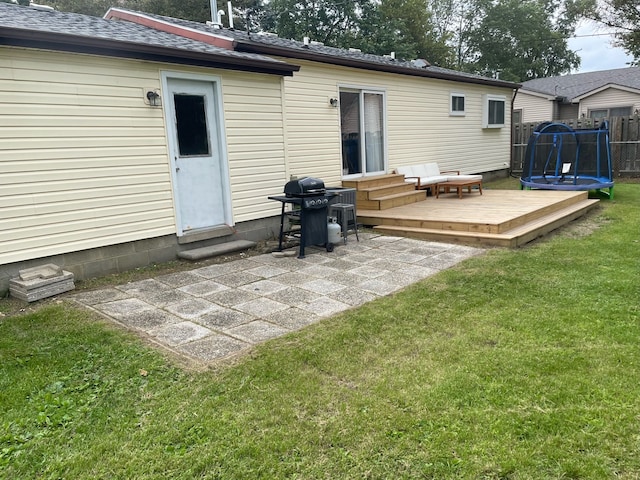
[520,121,614,199]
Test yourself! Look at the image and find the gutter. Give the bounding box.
[510,86,521,177]
[234,41,520,89]
[0,27,300,77]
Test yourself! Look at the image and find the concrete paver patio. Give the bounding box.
[72,234,483,366]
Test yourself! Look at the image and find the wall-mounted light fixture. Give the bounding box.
[329,97,339,107]
[145,89,162,107]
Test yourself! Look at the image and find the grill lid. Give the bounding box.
[284,177,326,197]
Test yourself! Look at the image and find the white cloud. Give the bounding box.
[568,21,634,73]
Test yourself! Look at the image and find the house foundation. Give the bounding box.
[0,216,281,298]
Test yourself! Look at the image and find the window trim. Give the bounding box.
[512,108,523,124]
[483,94,506,128]
[450,92,466,116]
[587,106,632,119]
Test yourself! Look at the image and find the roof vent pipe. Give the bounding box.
[390,52,396,60]
[227,1,234,28]
[303,37,310,47]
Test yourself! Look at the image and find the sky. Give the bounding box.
[568,21,635,73]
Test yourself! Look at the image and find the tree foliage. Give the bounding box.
[465,0,582,81]
[595,0,640,63]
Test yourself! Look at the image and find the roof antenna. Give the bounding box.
[209,0,222,28]
[227,1,234,29]
[245,6,253,38]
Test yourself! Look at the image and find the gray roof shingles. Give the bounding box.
[0,2,290,66]
[521,67,640,100]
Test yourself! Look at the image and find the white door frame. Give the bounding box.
[161,71,233,236]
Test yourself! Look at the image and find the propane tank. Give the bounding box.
[327,216,341,244]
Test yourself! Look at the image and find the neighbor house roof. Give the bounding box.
[520,67,640,102]
[105,8,519,90]
[0,2,299,76]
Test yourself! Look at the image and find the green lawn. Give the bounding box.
[1,182,639,479]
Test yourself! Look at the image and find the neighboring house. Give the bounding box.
[0,3,518,293]
[514,67,640,123]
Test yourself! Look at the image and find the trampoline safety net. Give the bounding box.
[520,121,614,196]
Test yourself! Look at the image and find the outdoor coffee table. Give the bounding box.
[436,179,483,199]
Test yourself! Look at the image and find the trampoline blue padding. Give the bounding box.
[520,121,614,198]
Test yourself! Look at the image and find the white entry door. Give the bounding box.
[164,76,231,235]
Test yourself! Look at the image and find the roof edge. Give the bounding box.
[234,41,519,89]
[517,88,557,100]
[572,83,640,102]
[0,26,299,76]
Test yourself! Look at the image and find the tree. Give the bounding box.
[350,0,450,63]
[464,0,583,82]
[595,0,640,63]
[262,0,363,46]
[427,0,482,69]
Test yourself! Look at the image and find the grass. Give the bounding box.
[1,181,639,479]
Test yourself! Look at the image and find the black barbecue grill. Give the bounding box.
[269,177,336,258]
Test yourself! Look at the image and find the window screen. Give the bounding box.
[451,94,465,114]
[488,99,505,125]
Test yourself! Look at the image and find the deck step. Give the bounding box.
[178,240,256,260]
[372,199,599,247]
[356,182,416,201]
[341,174,426,211]
[342,174,405,189]
[359,190,426,210]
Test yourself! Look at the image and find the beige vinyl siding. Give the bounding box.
[221,73,287,222]
[280,59,514,184]
[514,91,554,122]
[578,87,640,117]
[0,47,287,265]
[0,48,174,265]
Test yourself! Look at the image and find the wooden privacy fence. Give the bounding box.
[511,115,640,177]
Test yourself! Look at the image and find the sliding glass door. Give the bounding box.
[340,89,386,177]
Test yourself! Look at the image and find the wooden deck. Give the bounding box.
[355,187,600,248]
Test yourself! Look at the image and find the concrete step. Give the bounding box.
[178,240,257,261]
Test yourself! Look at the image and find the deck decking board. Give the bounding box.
[347,175,599,247]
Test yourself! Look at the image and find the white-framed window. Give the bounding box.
[512,108,522,124]
[450,92,465,116]
[483,94,506,128]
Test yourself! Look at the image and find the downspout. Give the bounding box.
[510,87,520,178]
